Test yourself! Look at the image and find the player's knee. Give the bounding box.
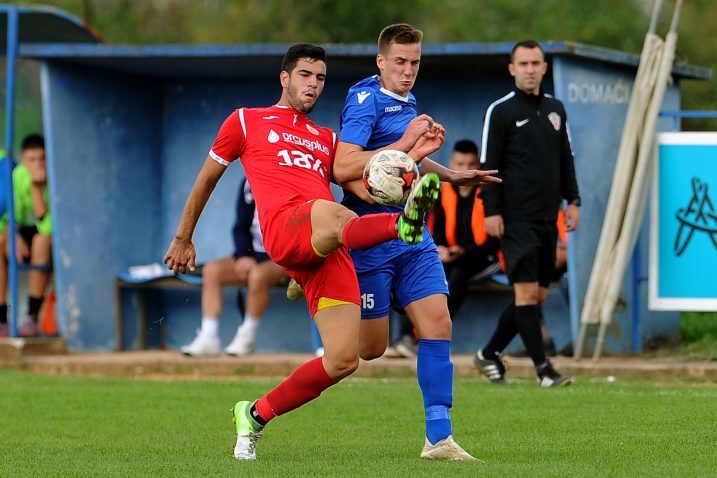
[359,343,386,361]
[333,208,357,238]
[336,208,358,228]
[421,314,452,340]
[436,317,453,339]
[323,354,359,380]
[202,261,222,284]
[246,268,270,289]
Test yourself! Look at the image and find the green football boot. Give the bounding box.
[397,173,440,245]
[232,400,264,460]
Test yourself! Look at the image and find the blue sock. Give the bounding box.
[417,338,453,444]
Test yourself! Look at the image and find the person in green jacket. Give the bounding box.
[0,134,52,337]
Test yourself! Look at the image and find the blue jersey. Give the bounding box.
[339,75,443,303]
[339,75,419,217]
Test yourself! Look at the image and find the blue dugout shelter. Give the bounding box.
[12,34,710,353]
[1,5,101,337]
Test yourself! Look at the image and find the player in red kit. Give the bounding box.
[164,43,445,460]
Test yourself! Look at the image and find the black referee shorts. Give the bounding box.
[501,221,557,288]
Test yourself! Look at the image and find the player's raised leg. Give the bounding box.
[310,199,399,254]
[286,177,440,300]
[397,173,440,245]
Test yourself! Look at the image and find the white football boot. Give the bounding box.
[420,435,479,461]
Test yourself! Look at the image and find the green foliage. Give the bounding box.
[681,312,717,343]
[680,312,717,360]
[0,60,44,152]
[10,0,717,131]
[420,0,647,51]
[1,371,717,477]
[671,0,717,131]
[17,0,649,47]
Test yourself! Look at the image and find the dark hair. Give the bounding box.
[281,43,326,73]
[21,133,44,151]
[378,23,423,54]
[510,39,544,62]
[453,139,478,156]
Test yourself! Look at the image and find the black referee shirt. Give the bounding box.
[479,87,580,223]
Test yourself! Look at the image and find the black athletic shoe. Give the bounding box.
[474,349,506,384]
[536,360,573,388]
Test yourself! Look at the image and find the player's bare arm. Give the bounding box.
[29,162,49,219]
[30,183,49,220]
[15,235,30,264]
[164,157,226,274]
[342,179,376,203]
[333,114,435,184]
[420,158,501,186]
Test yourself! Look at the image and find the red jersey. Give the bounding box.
[209,105,337,234]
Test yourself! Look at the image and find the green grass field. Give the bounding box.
[1,370,716,477]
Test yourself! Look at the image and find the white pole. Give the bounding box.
[593,0,684,360]
[574,0,665,359]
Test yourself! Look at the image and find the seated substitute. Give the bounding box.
[181,177,287,357]
[430,139,500,317]
[0,134,53,337]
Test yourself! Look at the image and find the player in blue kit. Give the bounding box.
[333,23,500,461]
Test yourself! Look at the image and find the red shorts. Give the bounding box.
[263,200,360,316]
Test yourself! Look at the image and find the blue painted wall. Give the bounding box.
[42,63,162,349]
[39,47,685,353]
[552,56,681,353]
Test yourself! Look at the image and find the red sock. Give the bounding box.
[254,357,337,423]
[341,213,399,250]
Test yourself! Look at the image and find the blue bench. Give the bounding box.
[115,271,203,350]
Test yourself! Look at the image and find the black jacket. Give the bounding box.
[479,87,580,223]
[232,178,264,259]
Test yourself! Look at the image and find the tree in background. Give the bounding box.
[14,0,717,130]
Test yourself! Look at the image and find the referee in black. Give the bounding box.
[473,40,580,387]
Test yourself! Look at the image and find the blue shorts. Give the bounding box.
[351,239,449,319]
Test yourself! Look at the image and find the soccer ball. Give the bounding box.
[362,150,419,206]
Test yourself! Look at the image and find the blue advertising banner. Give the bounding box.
[650,132,717,310]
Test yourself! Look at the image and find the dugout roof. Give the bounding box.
[17,41,711,80]
[0,4,102,48]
